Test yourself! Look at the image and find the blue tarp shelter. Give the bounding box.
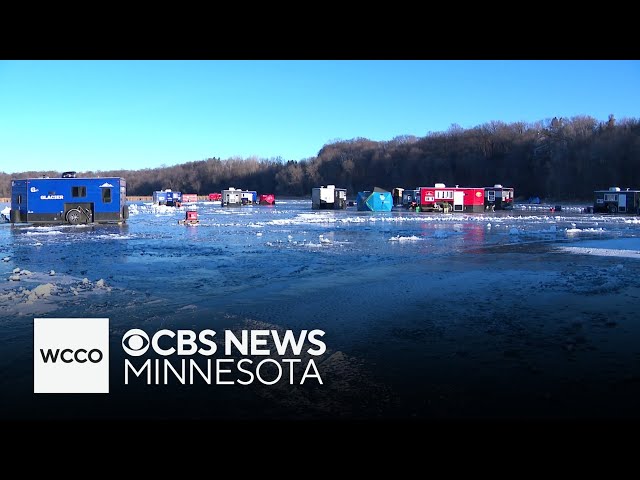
[356,187,393,212]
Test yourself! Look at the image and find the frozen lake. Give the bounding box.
[2,199,640,420]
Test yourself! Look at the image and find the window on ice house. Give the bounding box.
[604,194,618,202]
[72,186,87,197]
[102,188,112,203]
[437,190,453,199]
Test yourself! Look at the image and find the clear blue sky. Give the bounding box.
[0,60,638,174]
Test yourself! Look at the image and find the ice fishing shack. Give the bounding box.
[222,188,243,207]
[401,188,420,208]
[241,190,257,205]
[484,184,515,210]
[9,175,128,225]
[311,185,347,210]
[259,194,275,205]
[593,187,640,214]
[153,189,182,206]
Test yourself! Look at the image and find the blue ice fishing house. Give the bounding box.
[9,175,128,225]
[356,187,393,212]
[153,189,182,206]
[241,190,258,205]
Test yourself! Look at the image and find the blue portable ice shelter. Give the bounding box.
[356,187,393,212]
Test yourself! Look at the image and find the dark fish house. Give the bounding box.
[594,187,640,214]
[392,187,404,207]
[10,176,128,225]
[484,184,514,210]
[401,188,419,208]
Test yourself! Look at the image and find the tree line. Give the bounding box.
[1,114,638,200]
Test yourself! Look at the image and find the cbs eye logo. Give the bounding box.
[122,329,150,356]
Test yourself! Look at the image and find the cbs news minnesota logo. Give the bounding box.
[34,318,109,393]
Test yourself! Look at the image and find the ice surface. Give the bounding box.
[389,235,421,242]
[25,230,63,236]
[2,201,638,312]
[558,237,640,259]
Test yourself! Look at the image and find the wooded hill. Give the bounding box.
[1,115,638,201]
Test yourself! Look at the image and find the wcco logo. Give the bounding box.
[34,318,109,393]
[40,348,104,364]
